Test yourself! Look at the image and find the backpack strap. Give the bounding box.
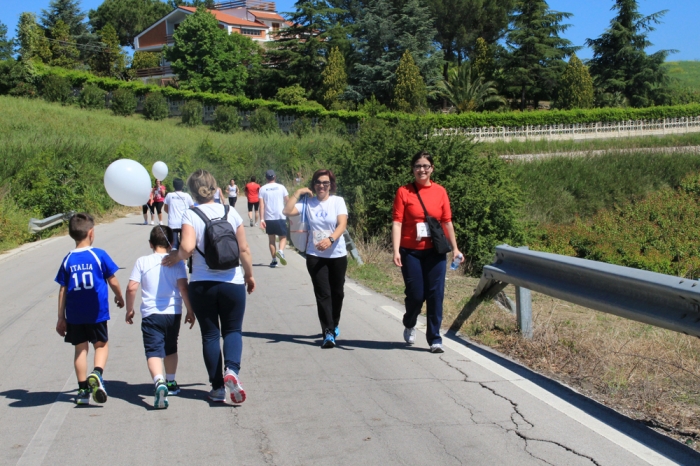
[412,183,430,220]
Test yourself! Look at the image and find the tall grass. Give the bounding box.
[510,152,700,224]
[0,96,345,249]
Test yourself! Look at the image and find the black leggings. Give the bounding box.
[229,197,237,207]
[305,255,347,334]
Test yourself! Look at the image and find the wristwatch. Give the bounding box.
[329,236,335,244]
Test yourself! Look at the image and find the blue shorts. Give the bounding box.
[265,219,287,237]
[141,314,182,358]
[65,321,108,346]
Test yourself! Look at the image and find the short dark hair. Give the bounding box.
[250,176,257,182]
[68,213,94,241]
[149,225,173,249]
[310,169,337,195]
[410,151,434,170]
[173,178,184,191]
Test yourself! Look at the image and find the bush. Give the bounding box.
[110,88,137,116]
[276,84,307,105]
[78,84,106,110]
[9,82,39,98]
[317,116,347,136]
[248,107,278,134]
[212,105,240,133]
[143,92,169,120]
[0,60,37,95]
[289,117,312,138]
[332,118,523,272]
[181,100,203,127]
[41,75,72,104]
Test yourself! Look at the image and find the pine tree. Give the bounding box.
[351,0,442,104]
[393,50,427,112]
[15,13,52,63]
[586,0,673,108]
[556,54,594,109]
[505,0,576,110]
[320,47,348,108]
[88,0,173,48]
[49,20,81,68]
[472,37,496,80]
[164,7,260,94]
[0,21,13,61]
[41,0,87,36]
[90,24,127,77]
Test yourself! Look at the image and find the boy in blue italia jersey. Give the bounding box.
[55,213,124,405]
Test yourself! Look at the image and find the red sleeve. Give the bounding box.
[392,186,406,222]
[441,187,452,223]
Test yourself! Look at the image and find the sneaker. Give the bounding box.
[250,219,254,227]
[322,332,335,349]
[334,326,340,338]
[87,371,108,404]
[208,387,226,402]
[150,220,154,225]
[270,260,278,268]
[403,327,416,345]
[143,220,148,225]
[224,370,246,404]
[154,379,169,409]
[276,250,287,266]
[430,343,444,353]
[166,380,180,395]
[75,388,90,405]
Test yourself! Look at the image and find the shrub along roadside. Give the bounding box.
[111,88,136,116]
[143,92,169,121]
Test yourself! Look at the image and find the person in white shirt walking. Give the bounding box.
[259,170,289,268]
[226,179,238,207]
[163,178,194,250]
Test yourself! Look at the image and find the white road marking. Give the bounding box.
[17,374,75,466]
[378,305,676,466]
[346,283,372,296]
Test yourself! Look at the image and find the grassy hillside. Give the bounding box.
[0,96,344,250]
[665,61,700,90]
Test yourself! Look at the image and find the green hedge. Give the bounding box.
[35,66,700,128]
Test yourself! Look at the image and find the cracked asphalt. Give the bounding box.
[0,207,695,465]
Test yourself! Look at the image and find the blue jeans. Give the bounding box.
[188,281,246,390]
[400,247,446,345]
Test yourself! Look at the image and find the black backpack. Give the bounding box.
[190,205,240,270]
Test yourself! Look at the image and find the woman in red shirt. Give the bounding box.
[151,179,167,226]
[392,151,463,353]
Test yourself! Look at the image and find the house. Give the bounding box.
[133,1,289,80]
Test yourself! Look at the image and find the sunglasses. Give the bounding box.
[314,181,331,187]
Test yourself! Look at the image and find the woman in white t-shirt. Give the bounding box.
[283,169,348,349]
[226,179,238,207]
[162,170,255,404]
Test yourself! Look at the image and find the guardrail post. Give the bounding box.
[515,246,533,339]
[343,231,364,265]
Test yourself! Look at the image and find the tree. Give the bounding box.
[586,0,674,108]
[556,54,594,109]
[393,50,427,112]
[41,0,87,36]
[15,13,51,63]
[472,37,495,80]
[262,1,346,98]
[437,62,505,112]
[131,51,162,70]
[168,0,215,7]
[49,20,81,68]
[350,0,442,104]
[320,46,347,108]
[164,7,259,94]
[0,21,13,61]
[90,24,128,77]
[504,0,577,110]
[88,0,172,48]
[430,0,516,79]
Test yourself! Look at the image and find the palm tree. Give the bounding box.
[437,63,506,112]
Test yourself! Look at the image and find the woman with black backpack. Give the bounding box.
[391,151,463,354]
[162,169,255,404]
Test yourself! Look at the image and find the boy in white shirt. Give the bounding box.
[125,226,195,409]
[163,178,194,249]
[259,170,289,267]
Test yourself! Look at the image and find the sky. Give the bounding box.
[1,0,698,61]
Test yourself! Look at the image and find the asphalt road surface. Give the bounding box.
[1,204,698,465]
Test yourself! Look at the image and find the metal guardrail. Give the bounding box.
[459,244,700,339]
[28,212,75,233]
[343,231,363,265]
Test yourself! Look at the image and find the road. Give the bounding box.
[0,204,697,465]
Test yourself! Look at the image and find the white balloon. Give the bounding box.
[104,159,152,207]
[152,161,169,180]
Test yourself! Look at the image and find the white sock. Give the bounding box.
[153,375,164,384]
[166,374,176,382]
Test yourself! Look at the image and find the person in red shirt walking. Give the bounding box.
[151,179,167,226]
[391,151,463,353]
[245,176,261,227]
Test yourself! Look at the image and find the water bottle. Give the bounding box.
[450,253,463,270]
